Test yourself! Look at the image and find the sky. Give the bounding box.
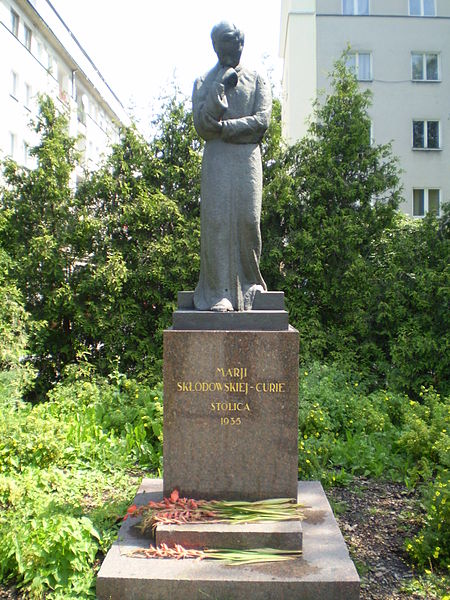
[48,0,283,130]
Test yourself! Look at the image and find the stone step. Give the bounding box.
[155,519,303,551]
[96,479,360,600]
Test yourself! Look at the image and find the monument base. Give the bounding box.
[163,327,299,501]
[173,290,289,330]
[96,479,360,600]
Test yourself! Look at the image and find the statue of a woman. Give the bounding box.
[192,21,272,312]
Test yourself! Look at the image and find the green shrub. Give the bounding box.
[46,371,163,472]
[298,363,412,483]
[0,366,163,597]
[298,362,449,572]
[0,466,135,599]
[377,213,450,397]
[298,364,448,484]
[0,511,99,598]
[406,469,449,571]
[397,387,449,471]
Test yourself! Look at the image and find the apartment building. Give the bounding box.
[0,0,130,173]
[279,0,450,216]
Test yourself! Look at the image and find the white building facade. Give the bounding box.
[280,0,450,216]
[0,0,130,173]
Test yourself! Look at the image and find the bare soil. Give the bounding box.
[327,477,435,599]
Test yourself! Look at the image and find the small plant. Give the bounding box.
[405,469,449,571]
[401,572,450,600]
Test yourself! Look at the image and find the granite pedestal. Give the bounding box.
[97,290,360,598]
[96,479,360,600]
[173,291,289,330]
[163,326,299,500]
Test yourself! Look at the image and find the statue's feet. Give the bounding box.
[211,298,234,312]
[244,284,265,311]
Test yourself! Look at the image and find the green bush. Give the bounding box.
[0,466,134,599]
[298,362,449,573]
[0,368,163,597]
[0,510,99,598]
[0,373,163,474]
[298,363,448,486]
[397,387,449,471]
[406,469,449,571]
[298,364,410,483]
[0,246,36,401]
[372,213,450,397]
[46,370,163,472]
[0,402,69,471]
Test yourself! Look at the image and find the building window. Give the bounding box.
[411,52,439,81]
[413,120,440,149]
[24,24,32,50]
[9,133,17,158]
[343,0,369,14]
[409,0,436,16]
[413,189,440,216]
[76,93,86,125]
[25,83,32,108]
[346,53,372,81]
[10,71,18,99]
[11,9,19,36]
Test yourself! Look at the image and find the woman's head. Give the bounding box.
[211,21,244,68]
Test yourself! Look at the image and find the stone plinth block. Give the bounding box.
[174,291,289,330]
[172,309,289,331]
[96,479,360,600]
[163,328,299,501]
[156,520,302,551]
[177,290,286,310]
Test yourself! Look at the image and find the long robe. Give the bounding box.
[192,63,272,311]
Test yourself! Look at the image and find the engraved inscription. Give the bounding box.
[176,366,286,426]
[220,417,241,426]
[216,367,247,380]
[210,402,251,412]
[176,381,285,394]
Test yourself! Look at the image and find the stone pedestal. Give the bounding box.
[97,290,360,599]
[96,479,361,600]
[173,291,290,330]
[163,327,299,501]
